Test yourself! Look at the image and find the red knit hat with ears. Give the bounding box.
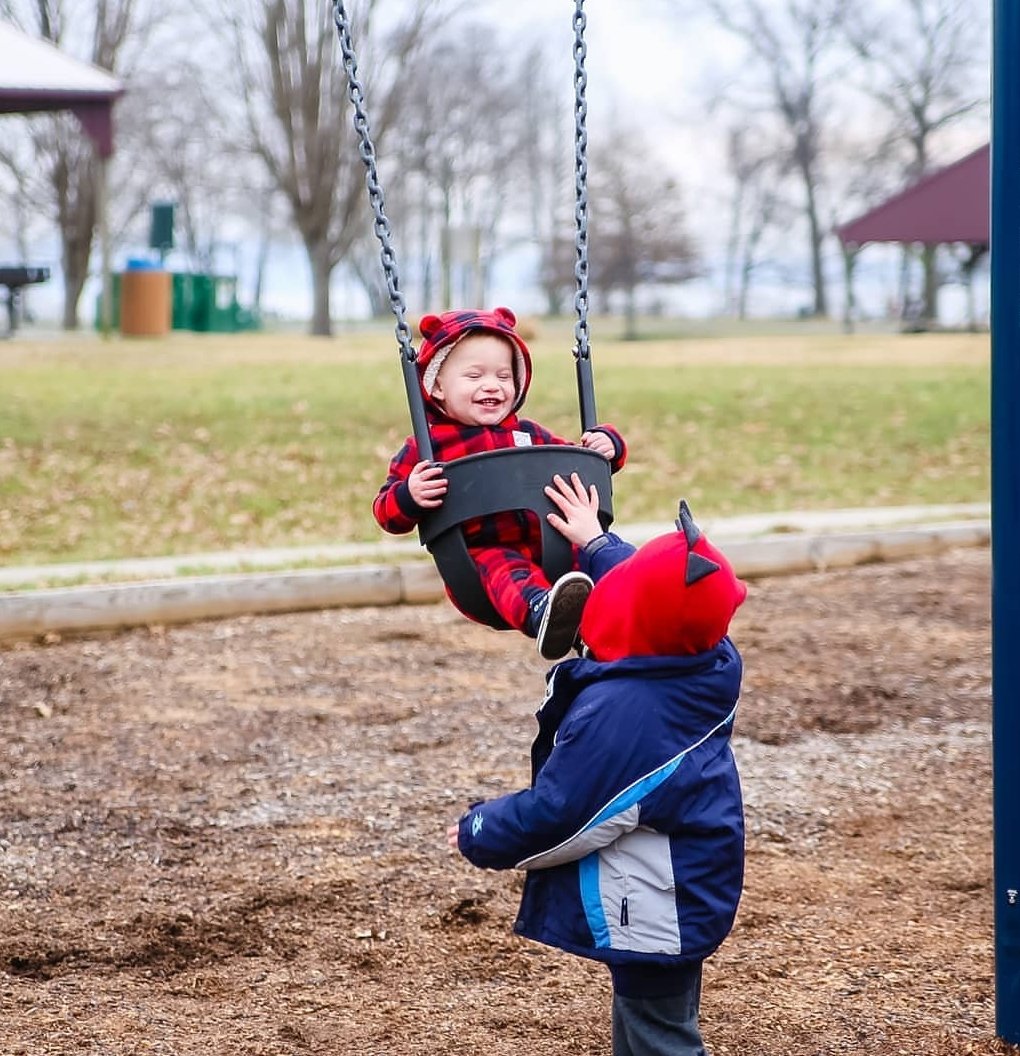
[416,307,533,413]
[580,501,748,661]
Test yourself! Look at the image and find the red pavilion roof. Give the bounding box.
[836,144,989,248]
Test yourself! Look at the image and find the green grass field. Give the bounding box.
[0,321,989,568]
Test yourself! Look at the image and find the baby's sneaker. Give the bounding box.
[536,572,594,661]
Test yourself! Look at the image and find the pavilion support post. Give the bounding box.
[992,0,1020,1043]
[921,244,939,328]
[841,243,858,334]
[96,154,113,335]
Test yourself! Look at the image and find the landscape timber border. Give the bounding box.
[0,517,989,645]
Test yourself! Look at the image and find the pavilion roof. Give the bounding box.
[836,144,989,248]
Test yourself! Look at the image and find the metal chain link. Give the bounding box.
[573,0,591,362]
[333,0,416,363]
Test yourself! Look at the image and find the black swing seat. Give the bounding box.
[417,445,614,629]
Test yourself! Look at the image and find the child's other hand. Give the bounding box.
[580,430,615,459]
[545,473,603,547]
[446,823,461,851]
[408,460,448,507]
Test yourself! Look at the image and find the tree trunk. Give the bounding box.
[440,181,452,311]
[725,180,745,316]
[469,227,483,306]
[252,234,269,312]
[623,286,639,340]
[964,267,976,332]
[60,221,93,331]
[961,245,987,332]
[800,162,828,317]
[61,276,85,330]
[738,255,753,321]
[308,240,332,337]
[738,223,763,321]
[418,184,433,311]
[54,150,98,331]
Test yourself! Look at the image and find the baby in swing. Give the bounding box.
[373,307,627,659]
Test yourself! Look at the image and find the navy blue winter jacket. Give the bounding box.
[456,637,744,967]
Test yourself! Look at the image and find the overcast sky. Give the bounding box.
[2,2,991,326]
[475,2,725,186]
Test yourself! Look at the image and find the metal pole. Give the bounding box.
[991,0,1020,1043]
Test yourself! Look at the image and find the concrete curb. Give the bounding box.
[0,519,989,644]
[0,502,989,590]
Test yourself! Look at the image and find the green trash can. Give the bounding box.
[171,273,187,330]
[164,272,259,333]
[171,272,196,330]
[95,273,123,329]
[167,272,213,331]
[190,274,215,331]
[207,276,241,332]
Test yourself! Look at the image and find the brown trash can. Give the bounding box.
[120,268,171,337]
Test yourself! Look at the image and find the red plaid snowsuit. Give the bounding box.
[373,414,627,631]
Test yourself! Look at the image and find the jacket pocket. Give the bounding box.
[598,828,680,955]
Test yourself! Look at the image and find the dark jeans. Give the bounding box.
[609,961,706,1056]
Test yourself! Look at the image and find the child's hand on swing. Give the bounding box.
[545,472,603,547]
[580,430,615,459]
[408,460,448,508]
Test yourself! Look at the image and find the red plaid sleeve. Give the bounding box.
[373,437,426,535]
[590,423,628,472]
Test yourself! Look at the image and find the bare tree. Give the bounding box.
[387,25,578,319]
[0,137,49,321]
[538,230,577,319]
[587,129,700,339]
[518,38,574,317]
[119,63,241,272]
[394,20,527,314]
[825,127,904,330]
[0,139,44,263]
[845,0,989,325]
[217,0,444,336]
[722,125,790,319]
[676,0,847,318]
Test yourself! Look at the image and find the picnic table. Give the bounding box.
[0,265,50,337]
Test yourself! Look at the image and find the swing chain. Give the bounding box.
[333,0,416,363]
[572,0,591,364]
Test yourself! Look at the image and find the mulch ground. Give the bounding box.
[1,546,1016,1055]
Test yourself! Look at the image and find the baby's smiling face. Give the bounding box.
[431,333,517,426]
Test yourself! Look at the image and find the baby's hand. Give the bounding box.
[580,430,615,459]
[408,460,448,507]
[446,823,460,851]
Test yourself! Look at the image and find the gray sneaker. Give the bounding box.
[536,572,594,660]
